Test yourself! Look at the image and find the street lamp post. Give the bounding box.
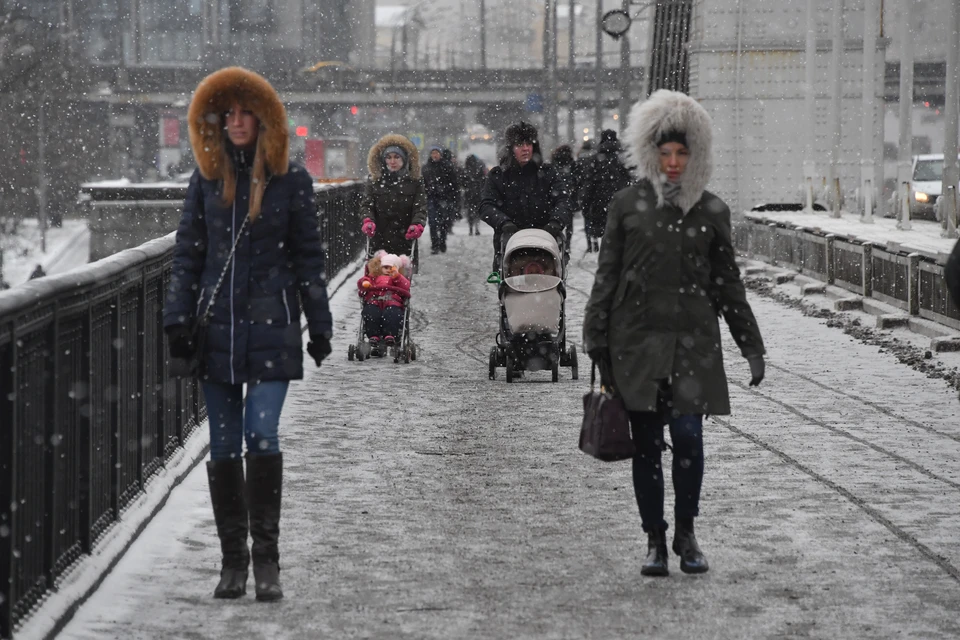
[567,0,576,144]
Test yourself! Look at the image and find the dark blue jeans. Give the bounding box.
[202,381,289,461]
[427,198,450,251]
[629,404,704,533]
[362,304,404,339]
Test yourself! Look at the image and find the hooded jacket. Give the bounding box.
[360,134,427,256]
[582,90,764,415]
[478,122,572,233]
[164,66,332,384]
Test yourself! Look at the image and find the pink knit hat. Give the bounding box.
[380,254,401,268]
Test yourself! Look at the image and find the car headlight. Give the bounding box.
[915,192,930,203]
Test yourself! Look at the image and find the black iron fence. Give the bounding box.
[0,181,363,638]
[734,214,960,330]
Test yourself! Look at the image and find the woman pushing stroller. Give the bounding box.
[360,134,427,258]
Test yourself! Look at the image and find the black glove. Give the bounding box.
[747,355,765,387]
[500,221,519,237]
[306,335,333,367]
[543,220,564,241]
[166,325,195,360]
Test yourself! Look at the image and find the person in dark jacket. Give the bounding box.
[359,134,427,257]
[579,129,632,253]
[551,144,578,257]
[163,66,333,602]
[441,148,462,234]
[421,146,460,254]
[583,90,766,578]
[461,154,487,235]
[479,121,572,273]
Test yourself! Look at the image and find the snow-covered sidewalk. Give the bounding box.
[743,209,957,257]
[47,218,960,640]
[1,218,90,287]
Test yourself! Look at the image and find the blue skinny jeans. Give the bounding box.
[629,407,705,533]
[202,381,289,461]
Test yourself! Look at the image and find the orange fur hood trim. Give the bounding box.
[188,66,289,181]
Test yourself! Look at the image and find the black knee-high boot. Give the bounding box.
[673,516,709,574]
[206,459,249,598]
[246,452,284,601]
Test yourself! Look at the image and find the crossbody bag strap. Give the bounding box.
[195,214,250,330]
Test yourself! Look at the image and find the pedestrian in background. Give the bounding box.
[583,90,766,577]
[422,146,459,254]
[550,144,578,255]
[360,134,427,257]
[461,154,487,235]
[164,66,333,602]
[578,129,632,253]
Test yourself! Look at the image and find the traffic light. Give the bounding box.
[350,105,359,116]
[295,126,308,137]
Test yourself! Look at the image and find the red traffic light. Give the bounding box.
[295,126,308,137]
[350,105,359,115]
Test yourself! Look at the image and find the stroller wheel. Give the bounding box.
[505,356,515,383]
[488,347,497,380]
[348,344,355,361]
[409,343,417,361]
[358,342,369,361]
[569,345,578,380]
[551,359,559,383]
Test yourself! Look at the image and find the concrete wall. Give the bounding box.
[689,0,885,213]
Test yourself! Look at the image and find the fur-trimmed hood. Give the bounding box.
[623,89,714,214]
[188,66,289,181]
[187,67,289,221]
[367,134,421,181]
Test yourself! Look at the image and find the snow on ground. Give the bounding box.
[744,209,957,257]
[2,218,90,287]
[47,216,960,639]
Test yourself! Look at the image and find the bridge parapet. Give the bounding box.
[0,182,363,638]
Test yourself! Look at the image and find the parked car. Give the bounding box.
[910,154,948,220]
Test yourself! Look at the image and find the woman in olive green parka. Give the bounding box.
[583,90,765,578]
[359,134,428,257]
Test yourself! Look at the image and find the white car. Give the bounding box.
[910,154,952,220]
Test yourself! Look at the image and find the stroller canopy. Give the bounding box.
[503,229,562,275]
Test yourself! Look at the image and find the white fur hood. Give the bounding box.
[623,89,714,214]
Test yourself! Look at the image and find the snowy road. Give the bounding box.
[55,218,960,640]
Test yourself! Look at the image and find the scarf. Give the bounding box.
[662,178,682,206]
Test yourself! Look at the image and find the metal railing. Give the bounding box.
[734,215,960,330]
[0,181,363,638]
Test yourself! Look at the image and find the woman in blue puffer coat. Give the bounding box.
[163,66,332,603]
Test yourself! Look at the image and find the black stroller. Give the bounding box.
[488,229,578,382]
[347,239,418,364]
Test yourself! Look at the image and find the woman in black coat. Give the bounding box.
[163,67,333,602]
[583,90,765,578]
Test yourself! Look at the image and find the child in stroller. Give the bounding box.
[488,229,578,382]
[357,251,411,356]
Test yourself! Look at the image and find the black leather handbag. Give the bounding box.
[579,363,635,461]
[168,215,249,379]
